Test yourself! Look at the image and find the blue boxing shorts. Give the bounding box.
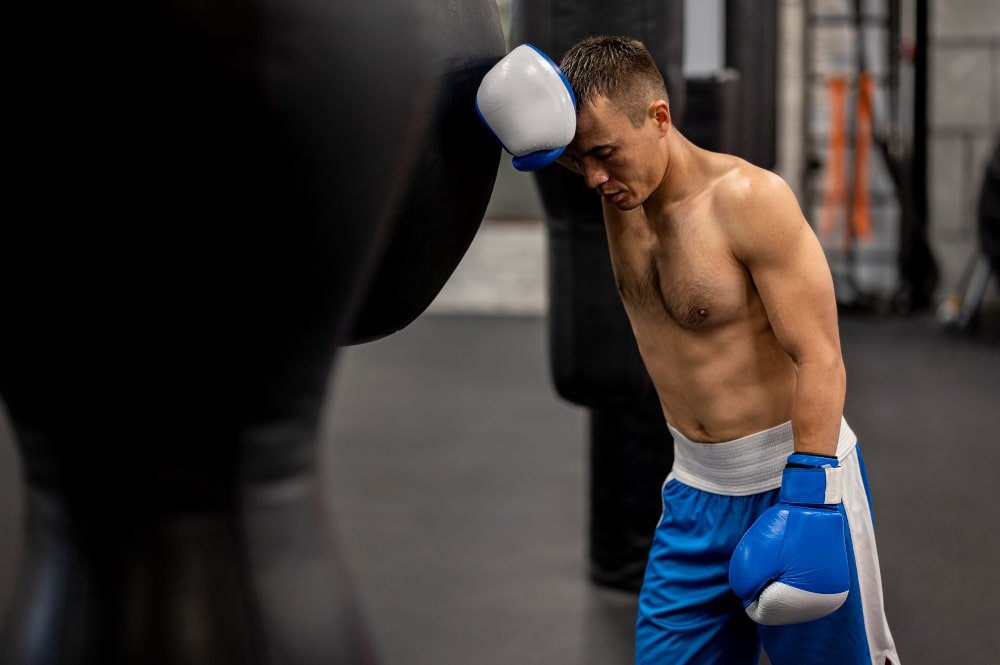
[635,417,899,665]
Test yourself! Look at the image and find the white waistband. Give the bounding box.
[666,416,858,496]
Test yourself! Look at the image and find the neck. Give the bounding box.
[642,130,709,214]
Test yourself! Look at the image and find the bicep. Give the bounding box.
[737,186,842,365]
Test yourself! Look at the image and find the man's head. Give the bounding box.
[557,36,673,210]
[560,35,668,128]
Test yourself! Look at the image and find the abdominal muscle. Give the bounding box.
[629,308,798,444]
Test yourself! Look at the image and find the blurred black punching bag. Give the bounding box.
[726,0,779,168]
[684,70,742,155]
[0,0,502,663]
[511,0,682,591]
[979,141,1000,276]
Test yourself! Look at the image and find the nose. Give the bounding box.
[582,163,609,190]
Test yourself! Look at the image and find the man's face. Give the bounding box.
[558,95,668,211]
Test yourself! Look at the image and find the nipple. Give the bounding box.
[697,308,708,318]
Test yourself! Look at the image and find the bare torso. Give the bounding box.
[605,152,797,443]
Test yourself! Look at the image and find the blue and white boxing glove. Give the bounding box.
[475,44,576,171]
[729,453,850,626]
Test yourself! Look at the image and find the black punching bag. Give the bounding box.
[512,0,686,407]
[511,0,681,591]
[348,1,506,343]
[725,0,779,168]
[684,71,742,156]
[978,141,1000,277]
[0,0,496,662]
[588,391,677,591]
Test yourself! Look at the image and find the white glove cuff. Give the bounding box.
[823,466,843,504]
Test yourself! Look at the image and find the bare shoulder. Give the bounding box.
[710,159,808,259]
[712,158,799,219]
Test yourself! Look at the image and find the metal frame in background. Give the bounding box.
[801,0,936,312]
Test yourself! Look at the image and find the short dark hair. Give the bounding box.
[559,35,668,128]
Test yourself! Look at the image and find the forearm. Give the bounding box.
[791,357,847,457]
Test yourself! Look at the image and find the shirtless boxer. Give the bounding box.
[477,37,899,664]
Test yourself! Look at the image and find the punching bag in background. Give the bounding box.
[589,390,675,592]
[725,0,779,168]
[349,0,506,344]
[511,0,686,407]
[0,1,503,663]
[511,0,682,591]
[979,141,1000,277]
[684,70,742,156]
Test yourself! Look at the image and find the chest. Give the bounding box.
[609,221,752,330]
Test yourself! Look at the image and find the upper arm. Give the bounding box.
[725,172,843,366]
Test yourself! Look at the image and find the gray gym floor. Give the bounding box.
[1,311,999,664]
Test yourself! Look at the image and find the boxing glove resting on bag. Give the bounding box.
[729,453,851,626]
[475,43,576,171]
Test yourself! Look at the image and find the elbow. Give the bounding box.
[794,351,846,383]
[830,352,846,383]
[822,355,848,393]
[793,354,847,404]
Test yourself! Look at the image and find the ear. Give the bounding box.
[650,100,671,134]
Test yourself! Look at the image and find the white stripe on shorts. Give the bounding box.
[840,447,900,664]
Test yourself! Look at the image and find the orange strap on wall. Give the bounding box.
[820,75,848,241]
[851,72,874,242]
